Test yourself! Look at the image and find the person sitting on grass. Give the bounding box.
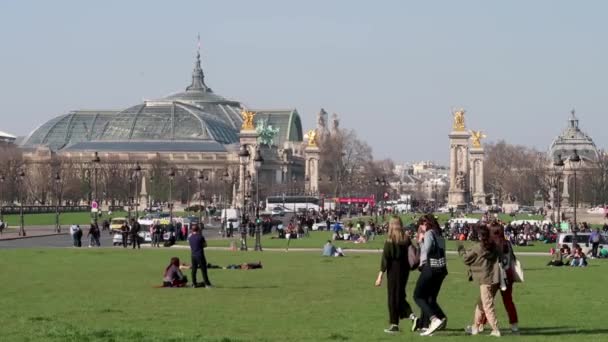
[547,247,564,267]
[163,257,188,287]
[570,246,587,267]
[599,245,608,259]
[323,240,337,257]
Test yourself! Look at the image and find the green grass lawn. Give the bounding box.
[0,248,601,341]
[204,231,554,253]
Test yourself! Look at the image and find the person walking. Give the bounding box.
[413,214,448,336]
[188,225,212,288]
[130,218,141,249]
[589,228,601,258]
[88,222,101,247]
[70,224,82,247]
[459,225,502,337]
[479,223,519,334]
[375,216,416,334]
[120,222,129,248]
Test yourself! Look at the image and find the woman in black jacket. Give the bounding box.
[375,216,416,333]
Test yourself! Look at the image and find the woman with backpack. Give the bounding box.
[375,216,417,334]
[413,214,448,336]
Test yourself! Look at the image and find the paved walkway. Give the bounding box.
[168,245,549,256]
[0,226,66,241]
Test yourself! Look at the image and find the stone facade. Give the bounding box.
[448,131,471,208]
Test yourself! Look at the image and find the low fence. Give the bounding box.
[0,206,91,215]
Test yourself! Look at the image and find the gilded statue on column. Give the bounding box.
[241,110,256,130]
[452,108,466,131]
[306,129,318,147]
[470,130,487,148]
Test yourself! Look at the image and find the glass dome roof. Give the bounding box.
[20,110,118,150]
[99,101,238,144]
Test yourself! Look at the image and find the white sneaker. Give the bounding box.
[465,326,479,335]
[421,318,442,336]
[511,324,519,334]
[490,330,501,337]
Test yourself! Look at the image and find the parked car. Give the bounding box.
[556,232,608,255]
[312,221,343,231]
[110,217,128,231]
[271,207,285,217]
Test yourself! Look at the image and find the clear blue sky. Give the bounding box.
[1,0,607,163]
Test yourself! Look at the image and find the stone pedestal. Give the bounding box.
[448,131,471,209]
[305,145,320,193]
[469,147,486,205]
[237,130,259,210]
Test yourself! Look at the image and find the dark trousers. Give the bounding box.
[72,235,79,247]
[414,266,447,322]
[592,242,599,258]
[387,267,412,325]
[121,233,128,248]
[131,235,140,249]
[191,254,211,286]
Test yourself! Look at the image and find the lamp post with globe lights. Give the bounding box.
[238,145,251,251]
[54,172,62,233]
[197,171,208,226]
[18,169,26,236]
[0,174,5,223]
[133,162,142,219]
[553,154,565,228]
[569,150,582,231]
[91,152,101,224]
[253,146,264,251]
[168,168,175,224]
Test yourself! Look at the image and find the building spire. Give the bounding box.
[186,33,210,92]
[569,108,579,129]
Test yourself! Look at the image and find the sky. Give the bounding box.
[1,0,607,164]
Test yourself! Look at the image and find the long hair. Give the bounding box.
[488,222,507,253]
[417,214,440,233]
[387,216,406,244]
[164,257,180,275]
[478,225,496,251]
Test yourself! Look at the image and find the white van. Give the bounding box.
[220,208,242,227]
[556,232,608,255]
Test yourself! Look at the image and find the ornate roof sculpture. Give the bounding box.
[256,119,280,146]
[549,110,599,162]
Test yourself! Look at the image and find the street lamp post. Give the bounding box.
[0,174,5,223]
[222,169,231,237]
[55,172,61,233]
[168,169,175,225]
[569,150,581,231]
[134,162,142,220]
[187,175,192,215]
[127,176,133,220]
[91,152,101,224]
[18,169,26,236]
[238,145,250,251]
[553,155,564,228]
[197,171,206,225]
[253,147,264,251]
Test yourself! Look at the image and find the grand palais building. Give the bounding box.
[20,50,309,202]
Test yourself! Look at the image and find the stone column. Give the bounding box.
[469,146,486,205]
[237,129,259,210]
[305,145,320,194]
[447,131,471,209]
[561,173,570,208]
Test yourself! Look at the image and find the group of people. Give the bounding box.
[375,214,520,337]
[69,222,102,247]
[162,225,213,288]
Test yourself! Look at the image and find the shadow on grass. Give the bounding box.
[520,326,608,336]
[327,332,349,340]
[215,285,280,289]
